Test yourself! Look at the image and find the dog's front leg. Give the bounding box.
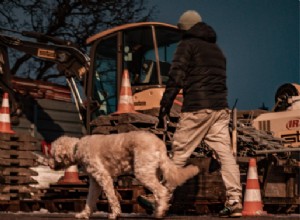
[89,166,121,219]
[75,176,101,219]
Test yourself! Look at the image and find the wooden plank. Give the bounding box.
[0,185,38,194]
[0,133,37,142]
[0,175,38,185]
[0,140,40,151]
[0,193,32,201]
[0,149,36,159]
[0,158,36,167]
[0,200,20,212]
[90,113,157,127]
[92,124,141,135]
[117,113,158,125]
[0,167,38,176]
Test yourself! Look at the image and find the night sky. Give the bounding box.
[148,0,299,110]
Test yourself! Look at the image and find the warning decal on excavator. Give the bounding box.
[286,118,300,130]
[281,130,300,145]
[37,49,56,59]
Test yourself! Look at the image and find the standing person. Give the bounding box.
[139,10,243,218]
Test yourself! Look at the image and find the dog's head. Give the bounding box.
[49,136,80,170]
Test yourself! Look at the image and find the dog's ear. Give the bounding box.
[52,144,63,163]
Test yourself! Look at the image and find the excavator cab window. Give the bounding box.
[123,27,157,85]
[124,27,180,86]
[89,24,181,118]
[91,35,118,116]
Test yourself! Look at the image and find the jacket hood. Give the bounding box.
[183,22,217,43]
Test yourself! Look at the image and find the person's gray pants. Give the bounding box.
[171,108,242,202]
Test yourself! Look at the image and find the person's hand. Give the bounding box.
[157,107,169,129]
[157,115,166,128]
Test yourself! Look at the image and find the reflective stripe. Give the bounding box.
[122,80,131,87]
[0,114,10,123]
[2,99,9,107]
[65,165,79,172]
[119,95,133,104]
[244,189,262,201]
[247,167,258,179]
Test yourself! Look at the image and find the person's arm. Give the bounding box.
[160,40,191,116]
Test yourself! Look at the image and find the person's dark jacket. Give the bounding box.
[160,22,228,116]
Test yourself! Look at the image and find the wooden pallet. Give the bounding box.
[0,167,38,176]
[0,175,38,185]
[0,133,41,202]
[42,183,89,199]
[0,185,39,200]
[0,185,146,214]
[91,113,157,134]
[167,168,226,215]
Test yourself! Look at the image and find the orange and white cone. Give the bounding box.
[242,158,267,216]
[112,69,138,115]
[0,93,15,134]
[58,165,84,184]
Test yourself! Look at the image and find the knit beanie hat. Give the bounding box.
[177,10,202,30]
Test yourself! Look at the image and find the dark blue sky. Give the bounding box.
[149,0,299,110]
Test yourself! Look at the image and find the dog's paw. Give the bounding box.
[108,213,118,219]
[153,213,165,219]
[75,211,90,219]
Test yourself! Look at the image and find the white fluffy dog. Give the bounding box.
[49,131,199,219]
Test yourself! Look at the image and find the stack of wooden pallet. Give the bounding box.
[0,133,40,201]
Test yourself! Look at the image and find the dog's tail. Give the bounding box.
[159,151,199,188]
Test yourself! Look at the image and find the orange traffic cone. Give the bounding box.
[0,93,15,134]
[242,158,267,216]
[57,165,85,185]
[112,69,138,115]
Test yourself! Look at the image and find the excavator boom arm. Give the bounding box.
[0,32,90,124]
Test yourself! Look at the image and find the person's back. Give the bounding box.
[173,22,228,112]
[161,12,229,114]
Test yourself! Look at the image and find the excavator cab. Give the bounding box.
[85,22,182,122]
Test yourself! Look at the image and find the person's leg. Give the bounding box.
[138,109,215,209]
[171,109,215,167]
[204,109,242,217]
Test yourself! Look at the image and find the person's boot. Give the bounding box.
[219,200,243,217]
[137,194,155,212]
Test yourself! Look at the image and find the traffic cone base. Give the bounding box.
[57,165,84,185]
[242,158,267,216]
[0,93,15,134]
[112,69,138,115]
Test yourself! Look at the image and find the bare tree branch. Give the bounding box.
[0,0,156,82]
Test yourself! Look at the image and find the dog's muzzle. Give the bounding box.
[33,152,65,171]
[50,160,66,171]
